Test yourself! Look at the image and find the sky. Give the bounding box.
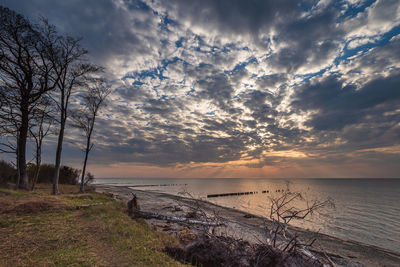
[2,0,400,178]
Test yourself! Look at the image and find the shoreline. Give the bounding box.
[94,184,400,267]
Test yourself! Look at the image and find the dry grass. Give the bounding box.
[0,184,186,267]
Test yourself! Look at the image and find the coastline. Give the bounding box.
[94,184,400,267]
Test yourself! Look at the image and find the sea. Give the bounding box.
[94,178,400,254]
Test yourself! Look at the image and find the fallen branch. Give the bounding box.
[133,210,224,226]
[127,193,224,226]
[176,189,224,233]
[299,248,319,262]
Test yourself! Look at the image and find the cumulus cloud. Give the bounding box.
[3,0,400,177]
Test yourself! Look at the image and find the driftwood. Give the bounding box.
[134,210,224,226]
[127,193,223,226]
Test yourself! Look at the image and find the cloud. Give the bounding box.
[292,71,400,127]
[343,0,400,39]
[163,0,299,38]
[3,0,400,177]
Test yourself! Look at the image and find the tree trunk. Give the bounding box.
[79,135,91,193]
[15,137,20,189]
[17,108,29,190]
[53,117,65,195]
[79,147,89,193]
[31,145,41,191]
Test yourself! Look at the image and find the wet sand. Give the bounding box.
[94,184,400,267]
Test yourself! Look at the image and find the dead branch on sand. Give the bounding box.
[127,193,224,226]
[265,181,334,263]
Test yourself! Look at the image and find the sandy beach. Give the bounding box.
[94,184,400,267]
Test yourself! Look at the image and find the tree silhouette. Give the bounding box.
[0,6,59,189]
[72,78,111,192]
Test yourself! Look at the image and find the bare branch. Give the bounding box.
[70,77,111,193]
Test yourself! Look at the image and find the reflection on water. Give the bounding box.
[95,178,400,253]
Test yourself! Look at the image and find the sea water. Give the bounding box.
[94,178,400,253]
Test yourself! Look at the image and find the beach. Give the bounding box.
[94,184,400,267]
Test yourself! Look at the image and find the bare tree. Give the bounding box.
[29,98,54,190]
[48,32,100,195]
[266,182,334,254]
[0,106,18,155]
[72,78,111,193]
[0,6,59,189]
[0,109,19,185]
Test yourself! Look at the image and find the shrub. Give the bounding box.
[84,172,95,185]
[0,160,16,185]
[27,164,81,185]
[59,165,81,185]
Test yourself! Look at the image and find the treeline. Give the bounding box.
[0,160,91,187]
[0,6,110,193]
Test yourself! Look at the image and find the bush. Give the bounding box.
[59,165,81,185]
[84,172,95,185]
[27,164,81,185]
[0,160,16,185]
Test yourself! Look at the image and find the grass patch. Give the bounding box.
[0,184,186,267]
[0,187,30,197]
